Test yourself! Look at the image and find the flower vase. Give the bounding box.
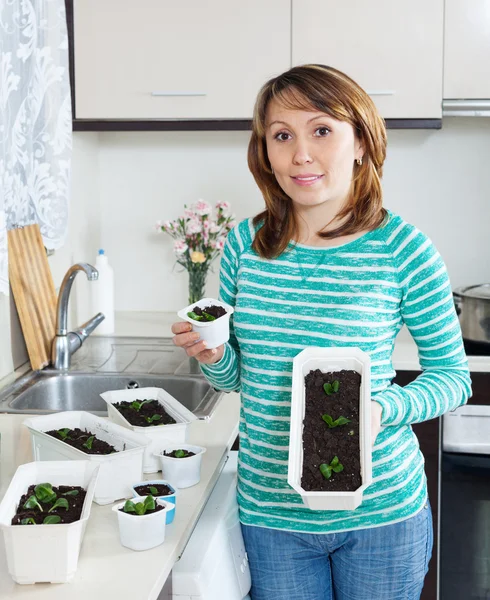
[188,264,207,305]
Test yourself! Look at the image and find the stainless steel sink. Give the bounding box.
[0,371,222,420]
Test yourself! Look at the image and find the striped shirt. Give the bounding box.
[201,210,471,533]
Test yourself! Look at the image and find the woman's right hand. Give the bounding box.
[171,321,225,365]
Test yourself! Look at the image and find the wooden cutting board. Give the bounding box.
[8,224,57,370]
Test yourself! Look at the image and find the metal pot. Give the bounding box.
[453,284,490,345]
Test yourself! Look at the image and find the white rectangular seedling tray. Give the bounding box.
[23,411,148,505]
[100,387,197,473]
[0,460,99,584]
[288,347,372,511]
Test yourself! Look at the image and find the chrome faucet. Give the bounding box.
[51,263,105,370]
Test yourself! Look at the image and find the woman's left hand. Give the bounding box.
[371,401,383,447]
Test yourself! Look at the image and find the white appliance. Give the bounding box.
[171,451,251,600]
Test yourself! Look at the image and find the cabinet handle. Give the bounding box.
[366,90,396,96]
[151,91,207,97]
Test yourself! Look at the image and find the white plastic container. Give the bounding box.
[23,411,148,505]
[288,347,372,511]
[91,248,114,335]
[100,387,197,474]
[131,479,177,524]
[0,460,99,584]
[112,496,172,551]
[154,444,206,488]
[177,297,234,349]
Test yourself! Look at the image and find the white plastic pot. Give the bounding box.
[23,411,148,505]
[100,387,197,474]
[0,460,99,584]
[288,347,372,511]
[112,496,172,551]
[154,444,206,489]
[177,297,234,349]
[131,479,177,524]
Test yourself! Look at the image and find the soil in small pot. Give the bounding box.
[11,484,86,525]
[188,304,226,322]
[45,427,118,455]
[113,399,177,427]
[163,449,196,458]
[118,504,165,516]
[301,369,362,493]
[134,483,174,496]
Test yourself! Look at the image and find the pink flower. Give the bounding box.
[210,223,221,234]
[173,240,188,255]
[186,219,202,235]
[215,238,226,251]
[155,220,163,231]
[192,199,212,216]
[184,208,196,219]
[203,220,210,230]
[216,201,230,216]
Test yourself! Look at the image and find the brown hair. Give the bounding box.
[248,64,388,259]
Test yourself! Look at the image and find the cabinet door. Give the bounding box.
[292,0,443,119]
[444,0,490,99]
[74,0,290,120]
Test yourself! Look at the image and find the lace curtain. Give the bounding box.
[0,0,72,295]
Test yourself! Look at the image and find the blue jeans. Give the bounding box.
[241,502,433,600]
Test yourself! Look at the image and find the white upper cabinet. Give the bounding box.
[444,0,490,99]
[292,0,444,119]
[74,0,290,120]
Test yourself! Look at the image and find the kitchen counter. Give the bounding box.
[113,311,490,372]
[0,392,240,599]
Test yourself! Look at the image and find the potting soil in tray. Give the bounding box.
[301,369,362,492]
[134,483,173,496]
[112,399,177,427]
[11,484,86,525]
[188,304,226,321]
[45,427,118,454]
[163,449,196,458]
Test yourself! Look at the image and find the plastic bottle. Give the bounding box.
[91,249,115,335]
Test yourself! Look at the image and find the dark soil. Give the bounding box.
[301,369,362,492]
[45,428,118,455]
[163,449,196,458]
[190,304,226,321]
[118,504,165,516]
[112,399,177,427]
[11,485,86,525]
[134,483,174,496]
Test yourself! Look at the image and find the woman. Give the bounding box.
[171,65,471,599]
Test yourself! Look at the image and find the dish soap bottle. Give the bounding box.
[91,249,115,335]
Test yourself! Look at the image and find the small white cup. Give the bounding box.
[153,444,206,488]
[177,297,234,349]
[112,496,172,551]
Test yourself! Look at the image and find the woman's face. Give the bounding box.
[265,98,363,214]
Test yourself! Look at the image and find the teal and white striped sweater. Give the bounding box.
[201,210,471,533]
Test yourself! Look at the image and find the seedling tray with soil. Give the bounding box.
[45,427,118,454]
[288,347,372,511]
[11,482,86,526]
[111,399,177,427]
[301,369,361,492]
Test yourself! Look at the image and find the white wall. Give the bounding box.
[97,117,490,312]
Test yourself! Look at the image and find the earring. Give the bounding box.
[271,166,274,174]
[356,157,363,166]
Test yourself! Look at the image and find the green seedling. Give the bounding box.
[321,414,351,428]
[187,310,216,322]
[123,495,156,516]
[319,456,344,480]
[48,498,69,513]
[43,515,61,524]
[34,483,57,504]
[323,380,340,395]
[62,489,79,496]
[130,399,153,411]
[145,414,162,424]
[83,435,95,450]
[149,486,159,496]
[57,428,71,440]
[20,517,36,525]
[23,495,43,512]
[174,449,186,458]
